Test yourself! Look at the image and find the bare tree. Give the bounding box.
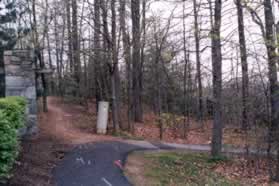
[263,0,279,181]
[66,0,73,73]
[211,0,223,157]
[71,0,81,97]
[54,3,63,96]
[131,0,143,122]
[193,0,203,124]
[92,0,103,106]
[120,0,133,131]
[183,0,190,139]
[139,0,146,121]
[32,0,48,112]
[235,0,249,130]
[110,0,120,132]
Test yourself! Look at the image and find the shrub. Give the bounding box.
[0,96,26,129]
[0,96,26,180]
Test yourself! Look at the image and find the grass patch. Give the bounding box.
[208,154,229,163]
[126,151,242,186]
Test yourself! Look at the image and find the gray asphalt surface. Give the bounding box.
[53,141,160,186]
[53,140,268,186]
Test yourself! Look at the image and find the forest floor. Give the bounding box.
[71,101,268,150]
[7,97,274,185]
[132,117,267,149]
[125,151,271,186]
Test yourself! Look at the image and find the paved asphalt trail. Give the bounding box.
[53,141,161,186]
[53,140,268,186]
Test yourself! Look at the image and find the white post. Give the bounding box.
[97,101,109,134]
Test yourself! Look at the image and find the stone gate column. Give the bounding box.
[4,50,37,136]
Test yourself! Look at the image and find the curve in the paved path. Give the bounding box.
[53,140,271,186]
[53,141,158,186]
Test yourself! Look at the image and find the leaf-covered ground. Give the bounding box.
[125,151,274,186]
[132,112,267,149]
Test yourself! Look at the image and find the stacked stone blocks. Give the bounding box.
[4,50,37,135]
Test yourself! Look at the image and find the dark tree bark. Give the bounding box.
[154,33,163,139]
[139,0,146,121]
[182,1,190,139]
[193,0,203,123]
[211,0,223,157]
[66,0,73,73]
[46,25,54,94]
[100,0,110,101]
[236,0,249,130]
[35,49,48,112]
[131,0,143,122]
[54,8,62,96]
[71,0,81,97]
[120,0,133,131]
[93,0,102,106]
[32,0,48,112]
[110,0,120,132]
[263,0,279,181]
[59,10,66,95]
[78,0,87,100]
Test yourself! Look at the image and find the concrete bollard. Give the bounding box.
[97,101,109,134]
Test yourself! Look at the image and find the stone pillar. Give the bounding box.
[4,50,37,136]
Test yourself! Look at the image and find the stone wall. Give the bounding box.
[4,50,37,136]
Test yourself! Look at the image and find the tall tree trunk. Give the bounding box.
[211,0,223,157]
[36,50,48,112]
[139,0,146,121]
[236,0,249,130]
[131,0,143,122]
[93,0,102,108]
[66,0,73,73]
[183,1,190,139]
[193,0,203,123]
[157,64,163,140]
[82,40,88,102]
[59,10,66,95]
[263,0,279,181]
[78,0,86,100]
[54,8,62,96]
[45,0,55,95]
[46,25,54,95]
[155,41,162,139]
[71,0,81,98]
[120,0,133,131]
[100,0,110,101]
[32,0,48,112]
[111,0,120,132]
